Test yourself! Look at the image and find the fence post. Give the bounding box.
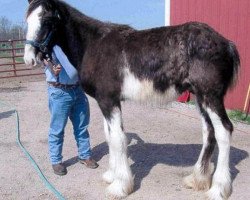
[10,39,17,76]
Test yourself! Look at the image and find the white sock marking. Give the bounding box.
[183,116,212,191]
[207,108,232,199]
[105,109,133,197]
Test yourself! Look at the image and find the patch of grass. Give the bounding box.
[0,43,11,49]
[187,100,196,105]
[15,57,24,63]
[0,51,11,57]
[227,110,250,125]
[16,43,24,48]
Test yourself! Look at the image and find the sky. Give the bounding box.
[0,0,165,30]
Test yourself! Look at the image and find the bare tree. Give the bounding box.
[0,16,26,40]
[0,16,12,40]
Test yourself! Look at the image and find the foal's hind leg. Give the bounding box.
[184,99,216,191]
[205,99,233,200]
[98,102,133,198]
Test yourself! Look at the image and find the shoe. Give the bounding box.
[52,163,67,176]
[78,158,99,169]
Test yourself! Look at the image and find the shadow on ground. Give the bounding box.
[63,156,79,167]
[90,132,249,192]
[0,86,27,93]
[0,110,15,120]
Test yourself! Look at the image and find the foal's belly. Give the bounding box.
[121,68,179,104]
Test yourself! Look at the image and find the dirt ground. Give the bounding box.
[0,77,249,200]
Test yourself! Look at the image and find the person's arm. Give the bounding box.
[52,45,78,80]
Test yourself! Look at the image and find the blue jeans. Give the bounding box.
[47,85,91,165]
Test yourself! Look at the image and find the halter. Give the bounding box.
[25,10,60,54]
[26,30,58,78]
[25,31,54,53]
[25,8,61,77]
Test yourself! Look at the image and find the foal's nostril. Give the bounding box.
[32,59,35,66]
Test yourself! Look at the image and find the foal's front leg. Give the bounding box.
[101,106,134,198]
[102,118,115,184]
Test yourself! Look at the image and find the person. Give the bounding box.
[44,45,98,176]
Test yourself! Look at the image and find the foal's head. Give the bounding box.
[24,0,61,66]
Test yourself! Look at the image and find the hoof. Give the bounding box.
[103,170,115,184]
[206,183,232,200]
[106,179,134,199]
[183,173,211,191]
[106,181,129,199]
[184,164,214,191]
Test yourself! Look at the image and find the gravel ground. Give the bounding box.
[0,78,249,200]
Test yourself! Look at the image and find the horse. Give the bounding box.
[23,0,240,199]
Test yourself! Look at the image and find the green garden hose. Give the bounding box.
[1,101,65,200]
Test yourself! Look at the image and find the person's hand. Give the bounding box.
[43,59,61,76]
[53,64,61,76]
[43,59,49,66]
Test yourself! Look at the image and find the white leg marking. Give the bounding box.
[103,118,110,144]
[24,6,43,66]
[102,118,115,184]
[105,109,133,198]
[206,108,232,200]
[184,116,213,191]
[103,169,115,184]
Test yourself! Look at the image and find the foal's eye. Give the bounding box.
[44,20,49,25]
[42,21,50,26]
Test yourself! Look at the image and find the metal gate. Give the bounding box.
[0,39,43,78]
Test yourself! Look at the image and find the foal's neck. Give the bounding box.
[56,2,106,70]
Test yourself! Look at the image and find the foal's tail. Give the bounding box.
[227,41,240,89]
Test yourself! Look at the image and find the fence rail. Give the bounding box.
[0,39,43,78]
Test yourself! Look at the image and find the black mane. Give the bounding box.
[27,0,134,68]
[27,0,132,33]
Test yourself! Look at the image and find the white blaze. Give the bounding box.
[24,6,43,66]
